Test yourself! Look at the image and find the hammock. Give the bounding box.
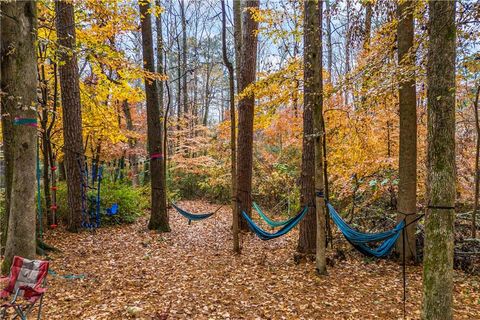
[253,202,295,227]
[327,202,405,258]
[172,202,215,223]
[241,206,308,240]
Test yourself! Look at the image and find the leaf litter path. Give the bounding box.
[43,200,479,319]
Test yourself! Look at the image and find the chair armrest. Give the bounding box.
[18,286,46,295]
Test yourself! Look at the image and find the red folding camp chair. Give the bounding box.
[0,256,49,320]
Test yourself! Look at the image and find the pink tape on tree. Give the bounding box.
[150,153,163,160]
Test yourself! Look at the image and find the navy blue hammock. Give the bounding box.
[172,202,215,224]
[241,206,308,240]
[327,202,405,258]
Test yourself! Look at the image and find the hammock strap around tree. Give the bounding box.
[252,202,295,227]
[326,202,405,258]
[172,202,215,224]
[241,206,308,241]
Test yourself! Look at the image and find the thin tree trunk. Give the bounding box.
[326,0,333,83]
[55,0,85,232]
[364,1,373,50]
[396,0,417,262]
[236,0,259,231]
[472,85,480,238]
[139,0,169,232]
[1,0,38,272]
[221,0,239,253]
[422,1,456,319]
[122,100,139,186]
[180,0,188,115]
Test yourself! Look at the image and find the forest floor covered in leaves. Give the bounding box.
[41,200,480,319]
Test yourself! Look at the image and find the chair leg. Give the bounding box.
[37,295,44,320]
[0,307,6,320]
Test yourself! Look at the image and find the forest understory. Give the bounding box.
[39,201,480,320]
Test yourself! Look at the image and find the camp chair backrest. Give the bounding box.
[1,256,49,301]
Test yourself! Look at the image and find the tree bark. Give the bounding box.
[139,0,169,232]
[55,0,85,232]
[298,0,324,257]
[236,0,259,231]
[363,1,373,50]
[155,0,168,202]
[312,1,327,274]
[396,0,417,262]
[326,0,333,83]
[422,1,456,319]
[180,0,188,115]
[0,2,15,255]
[472,85,479,239]
[233,0,243,94]
[1,0,38,272]
[221,0,239,253]
[122,100,139,186]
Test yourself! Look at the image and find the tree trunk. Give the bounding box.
[312,0,327,274]
[396,0,418,262]
[0,3,15,255]
[156,0,167,197]
[326,0,333,83]
[422,1,456,319]
[122,100,139,186]
[364,1,373,50]
[221,0,239,253]
[180,0,188,115]
[298,0,325,257]
[233,0,243,94]
[55,0,85,232]
[1,0,38,272]
[236,0,259,231]
[472,85,480,239]
[139,0,169,232]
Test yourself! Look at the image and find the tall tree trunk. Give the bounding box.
[0,4,15,255]
[344,0,351,106]
[236,0,259,231]
[156,0,168,202]
[326,0,333,83]
[1,0,38,272]
[233,0,243,94]
[121,100,139,186]
[298,0,324,256]
[364,1,373,50]
[422,1,456,319]
[139,0,169,232]
[396,0,417,262]
[221,0,239,253]
[55,0,84,232]
[472,85,480,239]
[180,0,188,115]
[312,0,327,274]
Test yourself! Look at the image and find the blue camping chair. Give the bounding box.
[106,203,119,216]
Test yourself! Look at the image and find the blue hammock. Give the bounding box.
[172,203,215,223]
[327,203,405,257]
[253,202,295,227]
[241,206,308,240]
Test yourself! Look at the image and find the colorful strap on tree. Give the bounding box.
[13,117,37,127]
[150,153,163,160]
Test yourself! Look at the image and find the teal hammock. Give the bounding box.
[172,202,215,223]
[327,202,405,258]
[241,206,308,240]
[253,202,295,227]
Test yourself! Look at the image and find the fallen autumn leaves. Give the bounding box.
[37,200,479,319]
